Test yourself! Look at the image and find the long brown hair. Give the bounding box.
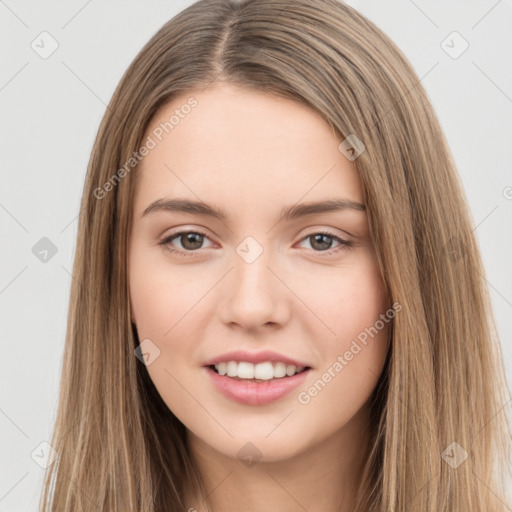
[40,0,511,510]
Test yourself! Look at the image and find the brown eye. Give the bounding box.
[309,233,335,251]
[159,230,212,257]
[176,232,204,250]
[298,231,353,255]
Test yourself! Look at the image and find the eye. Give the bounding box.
[158,229,353,258]
[158,230,213,257]
[297,231,353,255]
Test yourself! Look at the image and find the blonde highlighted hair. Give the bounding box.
[40,0,511,510]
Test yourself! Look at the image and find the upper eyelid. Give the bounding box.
[160,228,214,244]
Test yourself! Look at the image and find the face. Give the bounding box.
[129,82,390,462]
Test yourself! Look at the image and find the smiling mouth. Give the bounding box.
[208,364,311,382]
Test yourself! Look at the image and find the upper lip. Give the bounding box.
[203,350,312,368]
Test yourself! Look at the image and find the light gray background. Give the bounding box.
[1,1,511,510]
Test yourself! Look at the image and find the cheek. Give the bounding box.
[129,243,208,338]
[294,253,389,409]
[301,251,388,345]
[129,248,208,420]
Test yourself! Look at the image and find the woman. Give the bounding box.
[40,0,511,510]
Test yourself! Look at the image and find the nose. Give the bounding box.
[218,250,290,332]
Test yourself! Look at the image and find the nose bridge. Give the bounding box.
[237,249,271,291]
[234,237,276,302]
[219,235,289,328]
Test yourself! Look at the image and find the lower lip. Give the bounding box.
[204,366,311,405]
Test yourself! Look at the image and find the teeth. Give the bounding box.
[213,361,306,380]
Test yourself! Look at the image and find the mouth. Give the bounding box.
[207,364,311,383]
[204,363,312,405]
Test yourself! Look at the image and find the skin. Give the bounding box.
[128,82,391,512]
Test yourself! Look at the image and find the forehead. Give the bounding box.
[134,83,363,218]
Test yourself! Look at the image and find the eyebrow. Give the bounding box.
[141,197,366,221]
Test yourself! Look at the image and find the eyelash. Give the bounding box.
[157,230,354,258]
